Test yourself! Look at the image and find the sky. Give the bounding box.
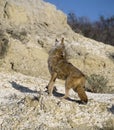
[44,0,114,22]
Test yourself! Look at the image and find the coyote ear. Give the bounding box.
[61,37,64,44]
[55,38,59,46]
[55,39,59,42]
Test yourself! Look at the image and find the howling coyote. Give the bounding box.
[47,38,88,104]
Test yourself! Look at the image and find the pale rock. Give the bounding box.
[0,0,113,128]
[4,1,28,25]
[0,72,114,129]
[0,38,49,78]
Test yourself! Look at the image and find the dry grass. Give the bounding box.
[87,74,108,93]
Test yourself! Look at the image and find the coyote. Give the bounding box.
[47,38,88,104]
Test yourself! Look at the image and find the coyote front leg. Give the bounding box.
[47,72,57,96]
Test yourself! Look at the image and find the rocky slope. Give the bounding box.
[0,0,114,93]
[0,71,114,129]
[0,0,114,129]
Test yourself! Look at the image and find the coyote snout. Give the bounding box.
[47,38,88,104]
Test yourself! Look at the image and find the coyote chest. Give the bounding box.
[48,54,84,80]
[48,58,70,80]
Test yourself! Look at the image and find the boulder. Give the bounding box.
[4,2,28,25]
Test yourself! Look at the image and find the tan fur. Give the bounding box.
[47,38,88,103]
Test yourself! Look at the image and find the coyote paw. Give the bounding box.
[60,95,69,100]
[45,86,57,94]
[78,100,88,105]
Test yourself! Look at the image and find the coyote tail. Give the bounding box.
[74,86,88,103]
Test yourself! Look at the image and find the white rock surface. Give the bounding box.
[0,71,114,129]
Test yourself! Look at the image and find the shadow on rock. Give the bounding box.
[9,81,38,93]
[109,105,114,114]
[54,90,86,104]
[45,86,86,104]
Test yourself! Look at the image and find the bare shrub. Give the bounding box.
[87,74,108,93]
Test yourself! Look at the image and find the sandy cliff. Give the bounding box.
[0,0,114,93]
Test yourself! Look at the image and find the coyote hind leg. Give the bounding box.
[61,86,70,99]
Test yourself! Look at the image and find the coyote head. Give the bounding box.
[54,38,64,47]
[49,38,66,59]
